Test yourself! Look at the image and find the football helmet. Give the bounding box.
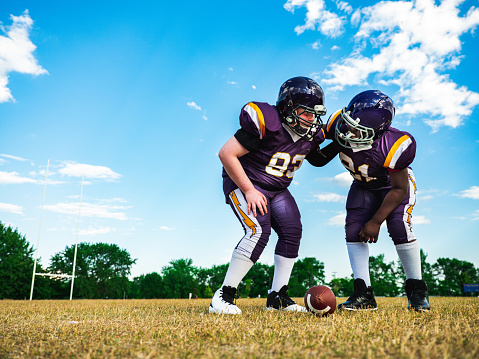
[276,76,327,140]
[335,90,395,149]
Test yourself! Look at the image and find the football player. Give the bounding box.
[309,90,430,311]
[209,76,328,314]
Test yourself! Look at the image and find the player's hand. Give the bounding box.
[245,189,268,217]
[359,220,381,243]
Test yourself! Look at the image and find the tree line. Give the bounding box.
[1,222,478,299]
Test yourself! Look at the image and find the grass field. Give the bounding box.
[1,296,478,358]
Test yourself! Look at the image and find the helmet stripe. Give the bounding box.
[384,135,412,169]
[245,102,266,139]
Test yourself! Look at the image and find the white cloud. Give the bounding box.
[312,192,346,202]
[288,0,479,130]
[252,85,257,90]
[328,212,346,226]
[0,11,48,102]
[284,0,345,37]
[44,202,129,220]
[331,171,353,187]
[79,226,116,236]
[419,194,433,201]
[0,202,24,215]
[57,162,121,181]
[160,226,175,231]
[0,171,38,184]
[459,186,479,200]
[187,101,202,111]
[413,215,431,224]
[312,40,321,49]
[0,154,29,161]
[473,210,479,221]
[227,81,238,85]
[336,1,353,13]
[187,101,207,120]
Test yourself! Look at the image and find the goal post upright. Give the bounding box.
[30,160,50,301]
[70,174,84,300]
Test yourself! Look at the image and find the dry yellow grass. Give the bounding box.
[1,296,478,358]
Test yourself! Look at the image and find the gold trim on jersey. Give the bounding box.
[384,135,411,169]
[246,102,266,139]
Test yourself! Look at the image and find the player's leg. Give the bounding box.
[386,169,430,311]
[265,189,307,312]
[338,183,379,311]
[210,187,272,314]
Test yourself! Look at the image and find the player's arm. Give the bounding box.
[305,142,339,167]
[359,168,409,243]
[219,136,267,217]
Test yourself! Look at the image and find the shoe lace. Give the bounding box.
[221,286,238,305]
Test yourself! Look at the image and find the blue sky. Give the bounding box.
[1,0,478,282]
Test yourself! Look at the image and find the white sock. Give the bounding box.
[396,241,422,280]
[347,242,371,287]
[222,250,254,289]
[271,254,296,292]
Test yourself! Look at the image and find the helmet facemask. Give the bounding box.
[285,104,326,140]
[335,108,375,149]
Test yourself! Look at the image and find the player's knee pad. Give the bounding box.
[345,222,363,242]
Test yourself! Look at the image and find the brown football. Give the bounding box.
[304,285,336,316]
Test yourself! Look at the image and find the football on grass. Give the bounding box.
[304,285,336,316]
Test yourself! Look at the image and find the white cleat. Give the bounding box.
[209,286,242,315]
[283,303,308,312]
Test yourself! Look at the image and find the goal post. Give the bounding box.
[29,161,83,300]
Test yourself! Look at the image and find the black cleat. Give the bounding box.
[266,285,307,312]
[337,278,378,311]
[405,279,431,311]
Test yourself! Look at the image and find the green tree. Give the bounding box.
[241,262,273,298]
[195,266,212,298]
[0,223,50,299]
[288,257,325,297]
[49,242,136,299]
[329,276,354,297]
[433,257,479,296]
[369,254,401,296]
[419,249,438,295]
[205,264,229,293]
[135,272,163,298]
[161,258,197,298]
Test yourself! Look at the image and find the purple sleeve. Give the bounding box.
[239,102,266,139]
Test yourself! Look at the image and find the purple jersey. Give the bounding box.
[325,110,416,189]
[223,101,326,194]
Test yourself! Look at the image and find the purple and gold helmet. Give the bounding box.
[276,76,327,140]
[335,90,395,149]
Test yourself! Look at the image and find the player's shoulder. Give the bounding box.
[379,127,416,170]
[324,109,342,139]
[380,127,416,152]
[383,127,415,143]
[240,101,282,139]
